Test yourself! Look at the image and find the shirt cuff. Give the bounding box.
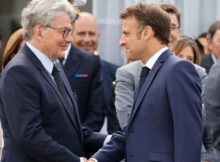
[80,157,86,162]
[90,158,98,162]
[103,135,112,145]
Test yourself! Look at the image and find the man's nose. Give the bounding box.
[119,36,126,46]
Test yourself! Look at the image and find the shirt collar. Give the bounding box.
[211,53,218,63]
[26,42,54,74]
[145,47,168,69]
[63,44,71,65]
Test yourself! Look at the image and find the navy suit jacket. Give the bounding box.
[93,49,203,162]
[63,45,105,132]
[100,60,121,134]
[0,44,106,162]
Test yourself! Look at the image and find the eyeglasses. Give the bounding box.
[46,25,73,39]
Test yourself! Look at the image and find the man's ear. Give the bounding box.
[33,25,44,41]
[142,26,154,41]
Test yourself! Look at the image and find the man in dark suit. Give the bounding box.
[89,3,202,162]
[69,12,121,134]
[63,45,105,132]
[0,0,106,161]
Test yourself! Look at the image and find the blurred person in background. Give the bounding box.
[69,12,121,134]
[173,36,207,84]
[159,3,181,50]
[201,21,220,73]
[196,32,211,56]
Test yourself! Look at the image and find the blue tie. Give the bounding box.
[138,66,150,93]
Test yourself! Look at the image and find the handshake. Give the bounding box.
[80,157,97,162]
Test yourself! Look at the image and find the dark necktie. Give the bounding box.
[138,66,150,94]
[52,64,73,113]
[59,59,64,67]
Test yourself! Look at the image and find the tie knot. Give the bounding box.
[59,58,64,65]
[52,64,60,75]
[140,66,150,78]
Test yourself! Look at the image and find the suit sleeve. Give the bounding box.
[167,61,203,162]
[92,131,126,162]
[1,66,80,162]
[82,57,105,131]
[115,68,135,128]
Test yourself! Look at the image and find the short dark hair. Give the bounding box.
[120,3,171,45]
[207,20,220,39]
[198,32,207,39]
[159,3,181,27]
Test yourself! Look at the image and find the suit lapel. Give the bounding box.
[23,45,82,136]
[64,45,81,79]
[129,50,172,123]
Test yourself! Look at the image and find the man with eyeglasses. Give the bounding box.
[159,3,181,50]
[0,0,107,162]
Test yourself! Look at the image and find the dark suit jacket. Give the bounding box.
[63,45,105,132]
[200,54,214,73]
[101,60,121,134]
[93,49,202,162]
[0,44,106,162]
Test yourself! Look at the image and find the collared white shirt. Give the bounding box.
[26,42,54,75]
[62,44,71,65]
[211,53,218,63]
[145,47,168,69]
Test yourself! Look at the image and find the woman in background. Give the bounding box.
[173,36,200,64]
[173,36,207,84]
[2,28,24,70]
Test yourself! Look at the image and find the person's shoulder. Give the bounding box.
[209,59,220,74]
[165,55,196,73]
[70,46,99,63]
[120,60,142,70]
[116,61,141,76]
[101,59,119,70]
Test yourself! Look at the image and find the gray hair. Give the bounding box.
[21,0,76,39]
